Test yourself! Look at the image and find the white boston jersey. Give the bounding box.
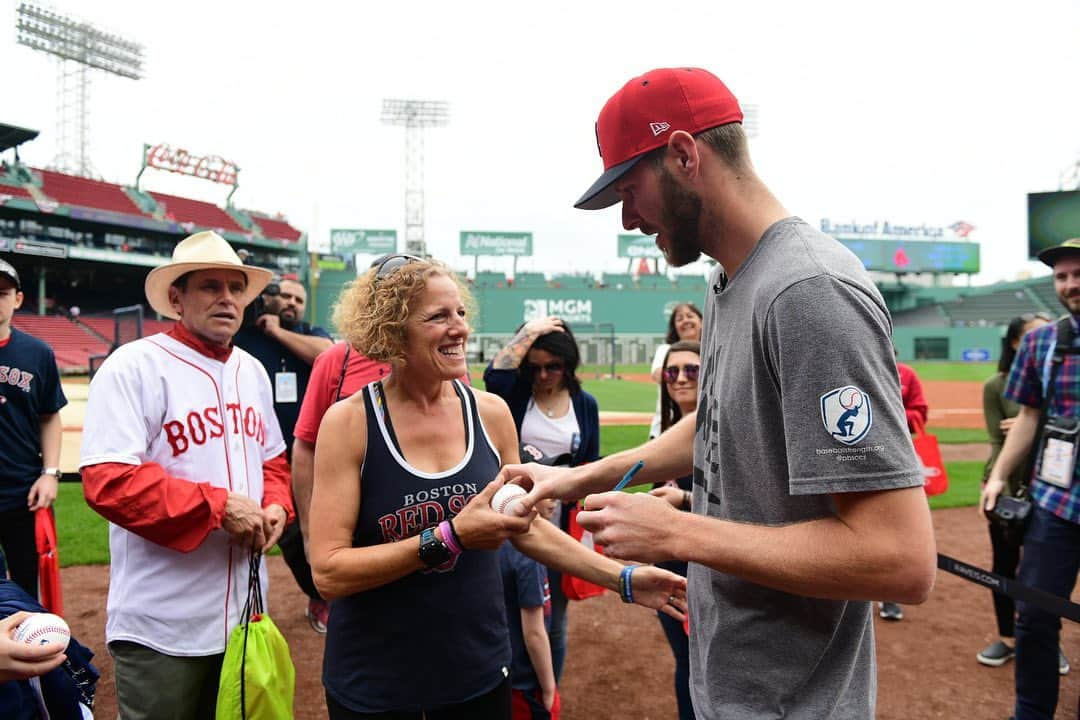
[80,333,286,656]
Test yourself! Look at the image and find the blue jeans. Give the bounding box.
[547,569,568,682]
[657,610,694,720]
[1014,506,1080,720]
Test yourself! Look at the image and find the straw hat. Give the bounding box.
[145,231,273,319]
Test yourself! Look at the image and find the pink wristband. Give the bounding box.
[438,520,463,556]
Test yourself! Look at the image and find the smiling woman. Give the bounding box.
[311,257,686,718]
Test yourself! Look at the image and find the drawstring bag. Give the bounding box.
[216,551,295,719]
[911,419,949,496]
[35,508,63,616]
[561,505,607,601]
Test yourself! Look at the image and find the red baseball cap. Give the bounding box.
[574,67,743,211]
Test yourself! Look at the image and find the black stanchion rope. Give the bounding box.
[937,553,1080,624]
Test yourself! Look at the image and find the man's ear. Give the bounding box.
[667,131,700,178]
[12,291,23,311]
[167,286,184,317]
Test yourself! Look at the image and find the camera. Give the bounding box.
[989,495,1032,531]
[242,278,280,328]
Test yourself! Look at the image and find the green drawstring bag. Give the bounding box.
[216,550,295,719]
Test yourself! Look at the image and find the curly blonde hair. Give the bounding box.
[332,258,475,364]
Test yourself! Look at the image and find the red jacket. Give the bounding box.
[897,362,929,432]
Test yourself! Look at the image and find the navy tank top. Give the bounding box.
[323,379,511,713]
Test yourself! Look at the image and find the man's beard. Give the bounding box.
[659,167,704,267]
[1058,290,1080,315]
[278,310,298,330]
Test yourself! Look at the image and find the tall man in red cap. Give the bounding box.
[79,231,294,719]
[982,237,1080,719]
[504,68,937,718]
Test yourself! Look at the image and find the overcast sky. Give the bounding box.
[4,0,1079,284]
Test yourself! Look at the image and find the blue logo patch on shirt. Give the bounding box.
[820,386,873,445]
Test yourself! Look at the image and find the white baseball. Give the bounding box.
[13,613,70,650]
[491,484,527,515]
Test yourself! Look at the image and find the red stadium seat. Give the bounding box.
[149,191,245,233]
[35,169,145,217]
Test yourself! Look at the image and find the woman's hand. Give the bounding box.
[524,316,565,337]
[648,485,686,509]
[628,565,688,621]
[451,479,536,550]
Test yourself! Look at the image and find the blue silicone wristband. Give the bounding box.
[619,565,637,604]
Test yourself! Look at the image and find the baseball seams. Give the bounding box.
[14,613,70,649]
[490,484,527,515]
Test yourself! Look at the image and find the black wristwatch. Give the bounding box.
[418,527,453,568]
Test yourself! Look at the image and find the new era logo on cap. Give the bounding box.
[575,67,743,211]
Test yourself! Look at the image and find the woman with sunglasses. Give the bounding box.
[483,316,600,683]
[310,257,685,719]
[649,304,703,439]
[648,340,701,720]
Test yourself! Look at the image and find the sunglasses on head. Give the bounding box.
[663,363,700,384]
[527,362,565,375]
[372,254,423,282]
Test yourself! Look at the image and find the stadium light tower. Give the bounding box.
[381,99,449,257]
[16,2,144,177]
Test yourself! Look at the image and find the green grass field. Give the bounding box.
[54,425,987,567]
[906,361,995,383]
[581,378,658,412]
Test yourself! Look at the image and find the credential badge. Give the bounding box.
[820,385,872,445]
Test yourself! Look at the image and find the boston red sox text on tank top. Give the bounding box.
[322,379,510,713]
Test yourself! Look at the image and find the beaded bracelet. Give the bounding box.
[619,564,638,604]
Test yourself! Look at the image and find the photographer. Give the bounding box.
[981,238,1080,719]
[233,275,333,631]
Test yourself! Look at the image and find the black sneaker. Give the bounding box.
[879,602,903,621]
[976,640,1014,667]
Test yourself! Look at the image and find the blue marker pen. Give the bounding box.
[613,460,645,491]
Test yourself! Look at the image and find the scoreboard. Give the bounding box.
[835,238,980,274]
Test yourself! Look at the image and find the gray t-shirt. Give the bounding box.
[689,217,923,719]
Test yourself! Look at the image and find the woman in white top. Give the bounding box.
[648,303,702,438]
[483,316,600,684]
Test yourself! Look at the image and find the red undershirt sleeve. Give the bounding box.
[81,462,229,553]
[261,452,295,522]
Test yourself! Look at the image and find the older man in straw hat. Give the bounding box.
[79,231,294,719]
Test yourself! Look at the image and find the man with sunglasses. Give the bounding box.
[503,68,936,719]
